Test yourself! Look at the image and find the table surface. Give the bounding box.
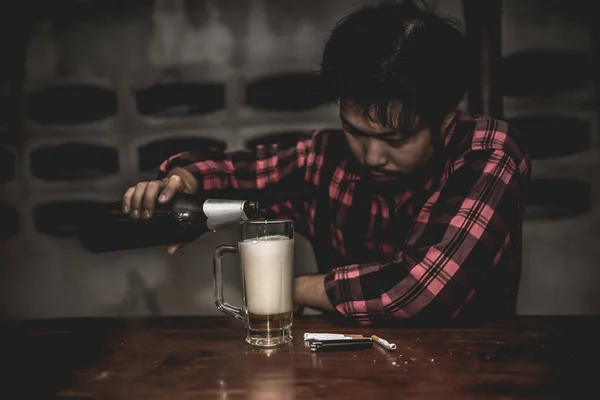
[1,315,599,399]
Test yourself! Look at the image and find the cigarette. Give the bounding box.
[303,333,364,341]
[371,335,397,351]
[310,339,373,352]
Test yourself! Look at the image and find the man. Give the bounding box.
[122,0,530,325]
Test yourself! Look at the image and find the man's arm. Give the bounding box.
[294,148,528,324]
[157,137,313,221]
[294,274,335,312]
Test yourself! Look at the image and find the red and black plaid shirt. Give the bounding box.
[159,111,530,325]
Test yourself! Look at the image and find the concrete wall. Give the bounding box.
[0,0,597,318]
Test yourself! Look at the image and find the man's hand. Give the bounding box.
[122,167,199,254]
[293,274,336,313]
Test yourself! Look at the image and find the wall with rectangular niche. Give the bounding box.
[0,0,598,318]
[501,0,600,315]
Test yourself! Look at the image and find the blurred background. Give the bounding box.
[0,0,597,319]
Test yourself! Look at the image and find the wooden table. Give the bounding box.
[1,315,598,399]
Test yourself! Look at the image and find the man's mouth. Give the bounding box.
[370,172,400,181]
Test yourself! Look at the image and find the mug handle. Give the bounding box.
[213,245,244,322]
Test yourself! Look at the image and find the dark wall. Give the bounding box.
[0,0,597,318]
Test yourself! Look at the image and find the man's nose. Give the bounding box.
[365,139,387,167]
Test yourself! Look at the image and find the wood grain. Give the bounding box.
[1,315,598,399]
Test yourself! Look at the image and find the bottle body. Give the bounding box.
[77,195,263,253]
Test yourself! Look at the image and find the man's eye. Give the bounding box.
[386,131,417,143]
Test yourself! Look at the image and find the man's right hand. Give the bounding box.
[123,167,199,219]
[122,167,199,254]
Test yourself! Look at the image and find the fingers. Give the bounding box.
[125,179,166,219]
[129,182,149,219]
[122,186,135,213]
[122,175,186,220]
[121,175,188,254]
[143,180,165,218]
[159,175,184,204]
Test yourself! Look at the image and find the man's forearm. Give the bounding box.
[293,274,336,312]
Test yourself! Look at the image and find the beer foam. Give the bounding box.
[239,235,294,315]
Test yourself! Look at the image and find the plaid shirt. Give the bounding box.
[159,111,530,325]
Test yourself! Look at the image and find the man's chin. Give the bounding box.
[364,173,409,196]
[371,174,401,182]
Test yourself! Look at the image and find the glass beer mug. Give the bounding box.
[213,220,295,346]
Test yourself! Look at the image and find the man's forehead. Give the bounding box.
[340,101,420,132]
[339,112,405,139]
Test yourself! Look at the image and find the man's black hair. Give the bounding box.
[319,0,470,129]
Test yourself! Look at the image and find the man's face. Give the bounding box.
[340,100,435,182]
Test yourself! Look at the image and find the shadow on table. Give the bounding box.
[0,318,125,399]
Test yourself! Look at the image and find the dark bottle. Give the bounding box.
[77,194,264,253]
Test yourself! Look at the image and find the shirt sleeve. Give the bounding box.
[323,148,527,325]
[157,136,313,222]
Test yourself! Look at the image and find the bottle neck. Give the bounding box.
[170,193,204,213]
[242,200,265,219]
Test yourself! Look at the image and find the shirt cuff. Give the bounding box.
[157,155,196,180]
[324,268,348,316]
